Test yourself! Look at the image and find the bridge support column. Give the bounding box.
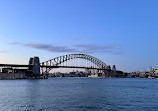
[33,57,40,76]
[112,65,116,76]
[28,56,40,77]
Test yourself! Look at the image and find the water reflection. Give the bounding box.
[0,78,158,111]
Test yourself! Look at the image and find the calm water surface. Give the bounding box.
[0,78,158,111]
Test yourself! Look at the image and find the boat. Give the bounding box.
[148,76,154,79]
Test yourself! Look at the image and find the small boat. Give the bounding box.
[148,76,154,79]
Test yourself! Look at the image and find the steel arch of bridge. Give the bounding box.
[41,54,107,74]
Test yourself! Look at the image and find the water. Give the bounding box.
[0,78,158,111]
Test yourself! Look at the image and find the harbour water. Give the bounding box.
[0,78,158,111]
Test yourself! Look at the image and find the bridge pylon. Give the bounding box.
[28,56,40,77]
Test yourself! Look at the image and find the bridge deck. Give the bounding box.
[0,64,107,70]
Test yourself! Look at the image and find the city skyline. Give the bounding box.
[0,0,158,72]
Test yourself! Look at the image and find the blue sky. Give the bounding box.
[0,0,158,72]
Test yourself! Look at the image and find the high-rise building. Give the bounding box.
[149,66,153,73]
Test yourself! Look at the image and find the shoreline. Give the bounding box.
[0,76,156,80]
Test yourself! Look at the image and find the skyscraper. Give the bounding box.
[149,66,153,73]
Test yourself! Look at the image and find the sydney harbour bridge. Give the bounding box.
[0,54,116,78]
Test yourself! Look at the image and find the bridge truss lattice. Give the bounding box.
[41,54,107,74]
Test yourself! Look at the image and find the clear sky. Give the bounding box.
[0,0,158,72]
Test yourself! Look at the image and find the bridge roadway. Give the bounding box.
[0,64,107,70]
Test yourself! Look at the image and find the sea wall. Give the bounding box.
[0,73,26,79]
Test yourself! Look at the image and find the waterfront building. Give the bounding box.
[107,65,111,70]
[153,69,158,74]
[149,66,153,73]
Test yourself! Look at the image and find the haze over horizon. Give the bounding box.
[0,0,158,72]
